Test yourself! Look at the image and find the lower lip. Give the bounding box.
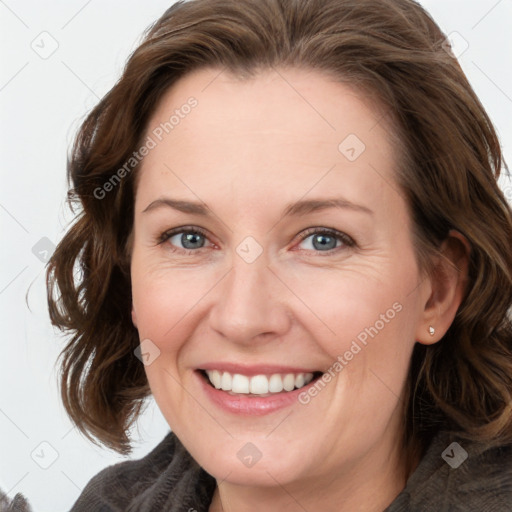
[196,371,318,416]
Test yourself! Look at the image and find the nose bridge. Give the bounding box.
[209,249,290,343]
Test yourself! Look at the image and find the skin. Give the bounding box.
[130,66,469,512]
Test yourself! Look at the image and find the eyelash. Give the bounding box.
[157,225,356,256]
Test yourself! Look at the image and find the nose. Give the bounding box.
[208,254,292,345]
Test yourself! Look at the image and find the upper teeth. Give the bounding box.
[205,370,314,394]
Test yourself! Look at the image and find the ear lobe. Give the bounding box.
[415,229,470,345]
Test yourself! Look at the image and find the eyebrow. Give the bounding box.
[142,197,373,217]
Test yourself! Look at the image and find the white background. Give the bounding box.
[1,1,511,510]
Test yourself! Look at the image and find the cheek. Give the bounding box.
[130,255,211,341]
[281,257,419,359]
[130,264,206,422]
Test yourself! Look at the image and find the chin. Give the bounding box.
[178,429,315,487]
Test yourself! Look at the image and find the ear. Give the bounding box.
[131,304,138,328]
[415,229,470,345]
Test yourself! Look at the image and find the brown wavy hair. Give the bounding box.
[46,0,512,467]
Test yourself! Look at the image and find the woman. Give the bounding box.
[42,0,512,510]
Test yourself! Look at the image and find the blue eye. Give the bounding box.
[159,226,211,253]
[296,228,354,253]
[169,231,206,250]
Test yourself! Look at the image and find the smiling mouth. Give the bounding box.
[199,369,323,396]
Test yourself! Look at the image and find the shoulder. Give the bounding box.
[70,431,216,512]
[387,431,512,512]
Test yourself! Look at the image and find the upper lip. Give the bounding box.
[198,362,321,376]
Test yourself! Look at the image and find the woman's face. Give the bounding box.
[130,67,430,490]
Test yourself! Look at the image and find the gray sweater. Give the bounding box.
[2,430,511,511]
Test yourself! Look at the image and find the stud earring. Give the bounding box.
[429,326,435,336]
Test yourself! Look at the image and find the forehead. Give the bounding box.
[136,67,403,214]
